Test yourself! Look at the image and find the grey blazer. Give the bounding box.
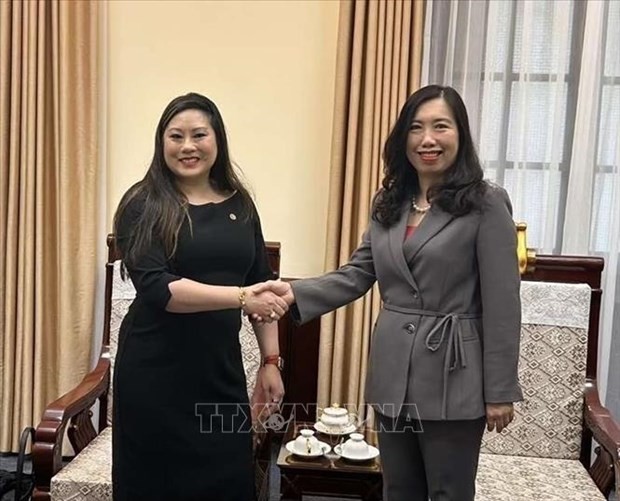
[292,184,523,420]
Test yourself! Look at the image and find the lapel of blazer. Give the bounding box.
[403,206,454,266]
[388,201,418,289]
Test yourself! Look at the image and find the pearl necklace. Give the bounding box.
[411,199,431,213]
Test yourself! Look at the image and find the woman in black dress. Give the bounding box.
[112,93,286,500]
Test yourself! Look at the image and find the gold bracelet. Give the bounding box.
[238,287,247,309]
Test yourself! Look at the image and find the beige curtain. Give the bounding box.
[318,0,424,420]
[0,0,100,452]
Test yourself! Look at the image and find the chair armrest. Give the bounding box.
[584,379,620,494]
[32,349,111,500]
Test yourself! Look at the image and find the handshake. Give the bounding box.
[242,280,295,323]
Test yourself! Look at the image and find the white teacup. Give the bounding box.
[341,433,369,459]
[293,429,321,455]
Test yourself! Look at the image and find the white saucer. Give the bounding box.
[313,421,357,436]
[334,444,380,461]
[285,440,331,458]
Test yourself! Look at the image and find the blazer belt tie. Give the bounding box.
[383,304,481,419]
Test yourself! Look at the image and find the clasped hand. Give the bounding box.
[243,280,295,323]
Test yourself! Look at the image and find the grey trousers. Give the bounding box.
[375,412,486,501]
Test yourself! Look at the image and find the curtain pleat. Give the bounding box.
[318,0,425,425]
[0,0,100,452]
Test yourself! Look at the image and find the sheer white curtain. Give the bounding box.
[423,0,620,418]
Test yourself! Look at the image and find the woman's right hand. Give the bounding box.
[248,281,295,323]
[243,284,289,322]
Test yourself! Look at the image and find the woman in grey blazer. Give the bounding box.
[257,85,522,500]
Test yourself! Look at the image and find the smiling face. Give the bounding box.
[406,97,459,183]
[163,109,218,184]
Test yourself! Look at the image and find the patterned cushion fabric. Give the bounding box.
[476,453,606,500]
[240,314,261,393]
[51,428,112,501]
[107,261,261,425]
[481,281,591,460]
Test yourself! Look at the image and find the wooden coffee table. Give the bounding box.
[276,421,382,500]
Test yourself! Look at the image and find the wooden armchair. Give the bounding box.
[474,225,620,499]
[31,236,281,501]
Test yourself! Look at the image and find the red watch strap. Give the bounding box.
[262,355,283,370]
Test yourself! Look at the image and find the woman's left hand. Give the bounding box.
[251,365,285,424]
[485,403,514,433]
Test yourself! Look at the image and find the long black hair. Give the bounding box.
[113,92,254,265]
[373,85,487,227]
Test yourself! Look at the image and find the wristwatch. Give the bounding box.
[262,355,284,371]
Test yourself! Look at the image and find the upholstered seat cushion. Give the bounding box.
[50,433,608,501]
[476,453,606,500]
[51,428,112,501]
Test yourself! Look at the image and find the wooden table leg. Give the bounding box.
[363,479,383,501]
[279,472,302,500]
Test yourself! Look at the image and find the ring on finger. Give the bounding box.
[269,311,277,320]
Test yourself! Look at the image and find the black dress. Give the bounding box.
[112,192,272,501]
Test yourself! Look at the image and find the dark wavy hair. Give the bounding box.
[373,85,487,227]
[113,92,254,265]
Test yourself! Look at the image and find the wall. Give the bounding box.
[106,0,340,277]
